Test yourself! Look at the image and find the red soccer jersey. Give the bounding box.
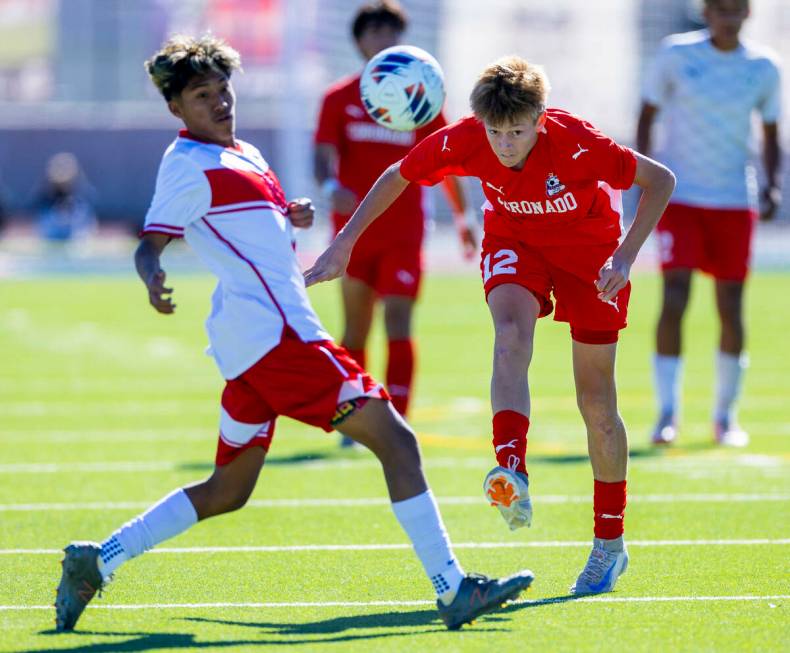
[400,109,637,246]
[315,73,446,247]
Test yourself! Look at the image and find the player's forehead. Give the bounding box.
[359,22,402,38]
[484,116,534,131]
[705,0,748,12]
[183,71,231,92]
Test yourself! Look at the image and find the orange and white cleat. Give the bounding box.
[483,466,532,530]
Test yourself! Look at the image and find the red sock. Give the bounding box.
[492,410,529,474]
[593,479,627,539]
[344,347,366,370]
[386,339,414,416]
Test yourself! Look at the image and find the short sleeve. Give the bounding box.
[400,120,474,187]
[314,89,343,148]
[415,109,448,142]
[642,43,674,107]
[571,119,637,190]
[142,153,211,238]
[757,60,782,123]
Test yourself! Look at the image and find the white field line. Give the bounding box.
[1,595,788,611]
[0,459,491,474]
[0,454,787,474]
[4,538,789,555]
[1,492,788,512]
[6,421,790,443]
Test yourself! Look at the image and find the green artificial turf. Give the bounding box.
[0,271,787,652]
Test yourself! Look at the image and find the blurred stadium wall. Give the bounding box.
[0,0,787,226]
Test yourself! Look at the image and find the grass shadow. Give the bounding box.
[182,605,513,643]
[23,606,511,652]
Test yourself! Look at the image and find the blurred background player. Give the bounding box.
[306,55,676,595]
[314,0,477,444]
[54,34,533,633]
[637,0,782,447]
[36,152,97,244]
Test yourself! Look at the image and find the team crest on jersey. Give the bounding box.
[545,172,565,197]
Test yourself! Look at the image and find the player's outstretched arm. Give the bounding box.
[304,162,410,286]
[135,232,176,314]
[596,153,675,302]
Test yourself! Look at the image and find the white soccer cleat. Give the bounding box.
[570,537,629,595]
[483,466,532,530]
[651,413,677,445]
[714,421,749,448]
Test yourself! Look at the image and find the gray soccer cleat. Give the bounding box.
[570,537,629,595]
[437,570,535,630]
[55,542,105,631]
[483,466,532,530]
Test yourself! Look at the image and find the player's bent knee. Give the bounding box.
[376,416,421,465]
[197,471,256,517]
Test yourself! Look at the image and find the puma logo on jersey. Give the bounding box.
[603,296,620,312]
[486,182,505,195]
[495,439,518,453]
[441,135,451,152]
[572,144,589,160]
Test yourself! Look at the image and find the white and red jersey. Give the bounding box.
[642,30,781,209]
[400,109,637,246]
[142,131,330,379]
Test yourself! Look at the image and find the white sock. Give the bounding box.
[97,488,197,580]
[714,351,747,425]
[654,354,682,418]
[391,490,465,605]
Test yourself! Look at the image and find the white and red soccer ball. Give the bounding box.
[360,45,445,132]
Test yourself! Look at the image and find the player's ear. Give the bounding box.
[536,111,547,133]
[167,99,183,120]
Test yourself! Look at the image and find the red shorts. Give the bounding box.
[345,240,423,298]
[215,332,388,465]
[656,202,757,282]
[480,235,630,344]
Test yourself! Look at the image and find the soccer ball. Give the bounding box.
[359,45,445,132]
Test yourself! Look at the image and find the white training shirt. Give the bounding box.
[642,29,781,209]
[142,131,330,379]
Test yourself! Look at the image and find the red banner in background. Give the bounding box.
[205,0,282,63]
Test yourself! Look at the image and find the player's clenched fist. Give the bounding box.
[287,198,315,228]
[146,269,176,314]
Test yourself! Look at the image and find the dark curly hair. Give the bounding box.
[145,34,242,101]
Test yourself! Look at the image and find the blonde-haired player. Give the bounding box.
[307,55,676,594]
